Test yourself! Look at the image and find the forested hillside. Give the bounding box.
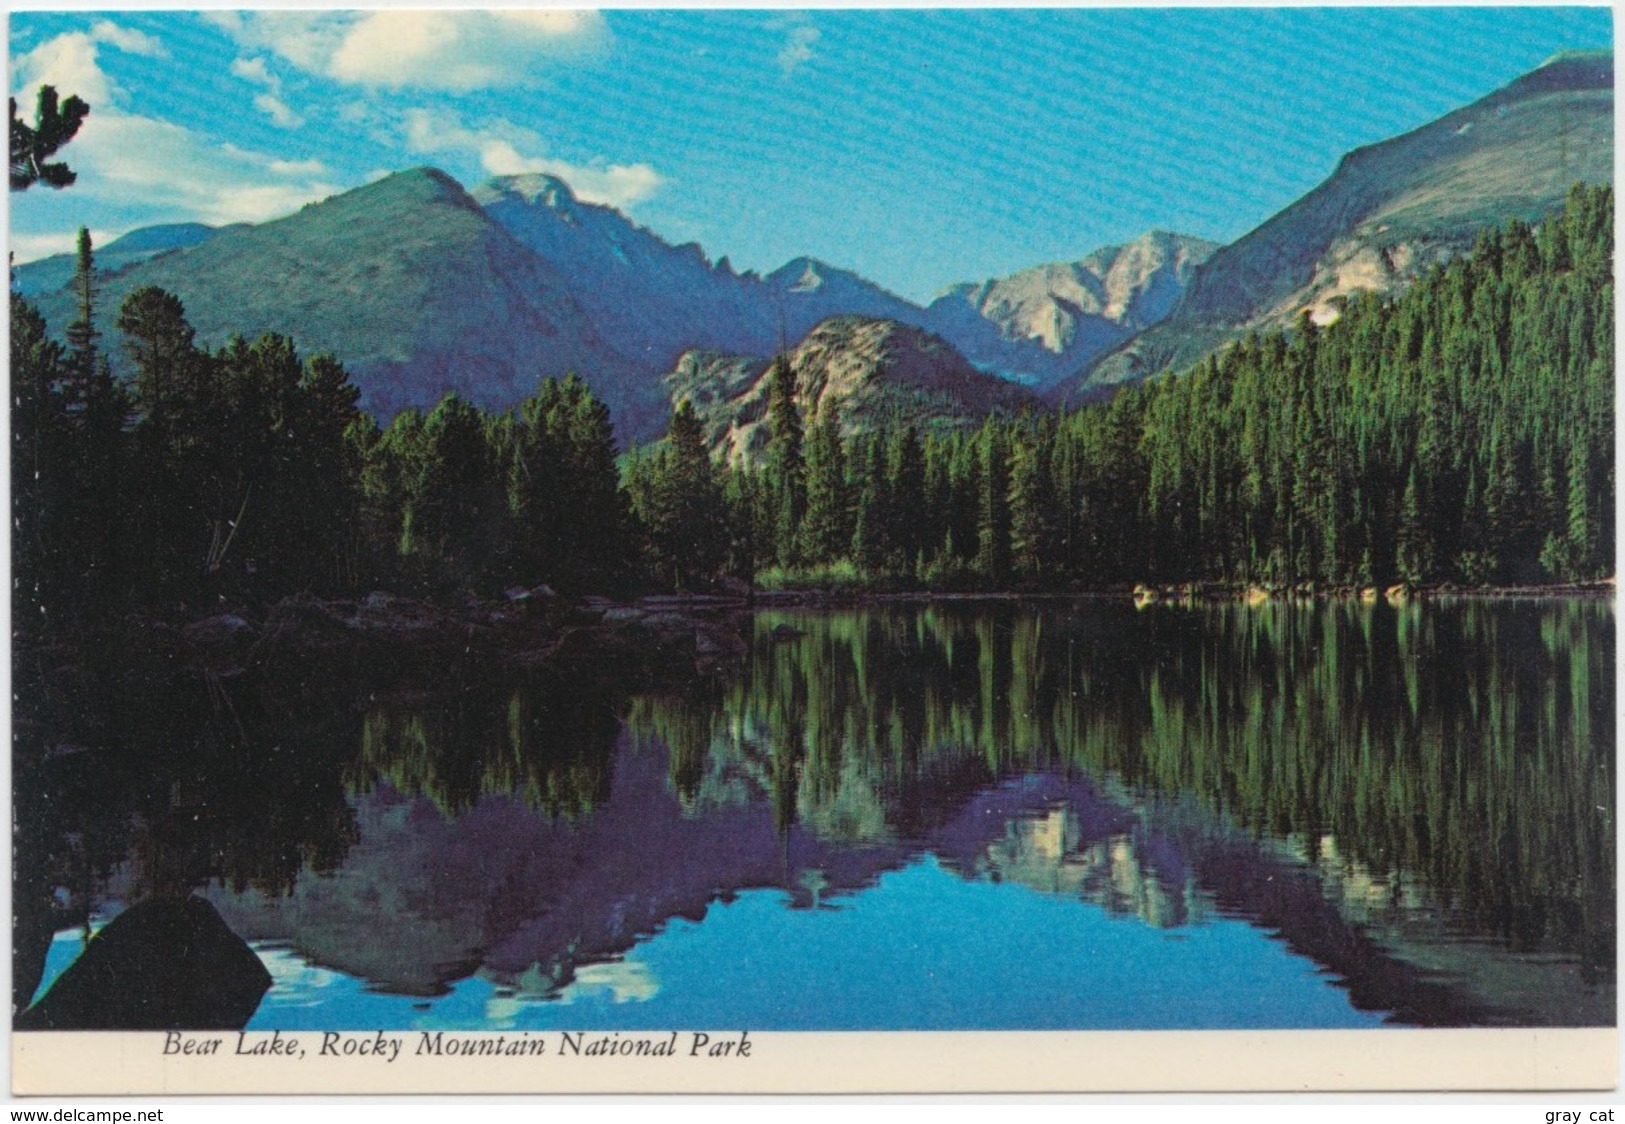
[639,184,1614,591]
[1104,182,1614,587]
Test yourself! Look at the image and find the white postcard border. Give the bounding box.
[10,1029,1619,1096]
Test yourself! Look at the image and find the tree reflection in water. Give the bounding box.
[15,598,1614,1028]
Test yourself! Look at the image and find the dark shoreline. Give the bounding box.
[18,578,1614,700]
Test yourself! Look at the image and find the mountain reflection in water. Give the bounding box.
[15,599,1614,1029]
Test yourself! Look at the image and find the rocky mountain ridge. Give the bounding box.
[923,230,1218,388]
[666,316,1035,464]
[1064,50,1614,400]
[17,169,1202,441]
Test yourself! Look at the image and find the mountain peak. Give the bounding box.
[477,173,579,213]
[386,166,466,193]
[1132,229,1218,251]
[1502,48,1612,99]
[917,232,1218,382]
[767,256,830,291]
[786,261,824,293]
[344,166,482,215]
[1538,47,1612,68]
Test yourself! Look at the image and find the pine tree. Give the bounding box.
[887,426,926,575]
[946,436,981,565]
[64,229,98,401]
[1395,473,1430,586]
[722,463,758,584]
[54,230,127,618]
[1008,425,1054,582]
[364,409,426,563]
[627,400,726,588]
[798,401,849,566]
[11,295,67,637]
[557,375,631,592]
[850,435,888,574]
[118,287,216,601]
[763,357,805,567]
[976,423,1011,585]
[417,394,499,588]
[287,352,364,591]
[119,287,205,433]
[506,375,630,593]
[507,379,564,581]
[1561,431,1596,580]
[10,86,89,191]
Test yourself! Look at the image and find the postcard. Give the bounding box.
[7,4,1617,1097]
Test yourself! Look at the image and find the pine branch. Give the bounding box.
[10,86,89,192]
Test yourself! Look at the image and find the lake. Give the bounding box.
[16,597,1615,1030]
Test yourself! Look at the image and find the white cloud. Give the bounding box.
[12,29,338,229]
[401,108,663,210]
[205,12,349,75]
[9,229,118,265]
[253,95,305,130]
[77,113,339,225]
[213,10,608,92]
[268,157,329,178]
[12,21,169,107]
[229,56,273,86]
[89,21,166,59]
[13,31,114,106]
[402,109,471,154]
[778,24,820,77]
[229,54,306,129]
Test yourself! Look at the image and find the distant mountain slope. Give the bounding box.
[1064,50,1614,400]
[30,168,663,436]
[477,173,1210,396]
[24,161,1202,442]
[11,223,240,300]
[762,256,925,340]
[667,316,1035,464]
[472,174,776,368]
[923,231,1217,389]
[478,175,976,364]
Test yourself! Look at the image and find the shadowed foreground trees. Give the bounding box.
[15,269,637,626]
[13,231,128,637]
[115,287,366,604]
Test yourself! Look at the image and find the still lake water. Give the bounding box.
[19,598,1616,1029]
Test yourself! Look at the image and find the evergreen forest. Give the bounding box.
[11,185,1614,635]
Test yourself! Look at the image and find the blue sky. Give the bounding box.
[7,6,1613,303]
